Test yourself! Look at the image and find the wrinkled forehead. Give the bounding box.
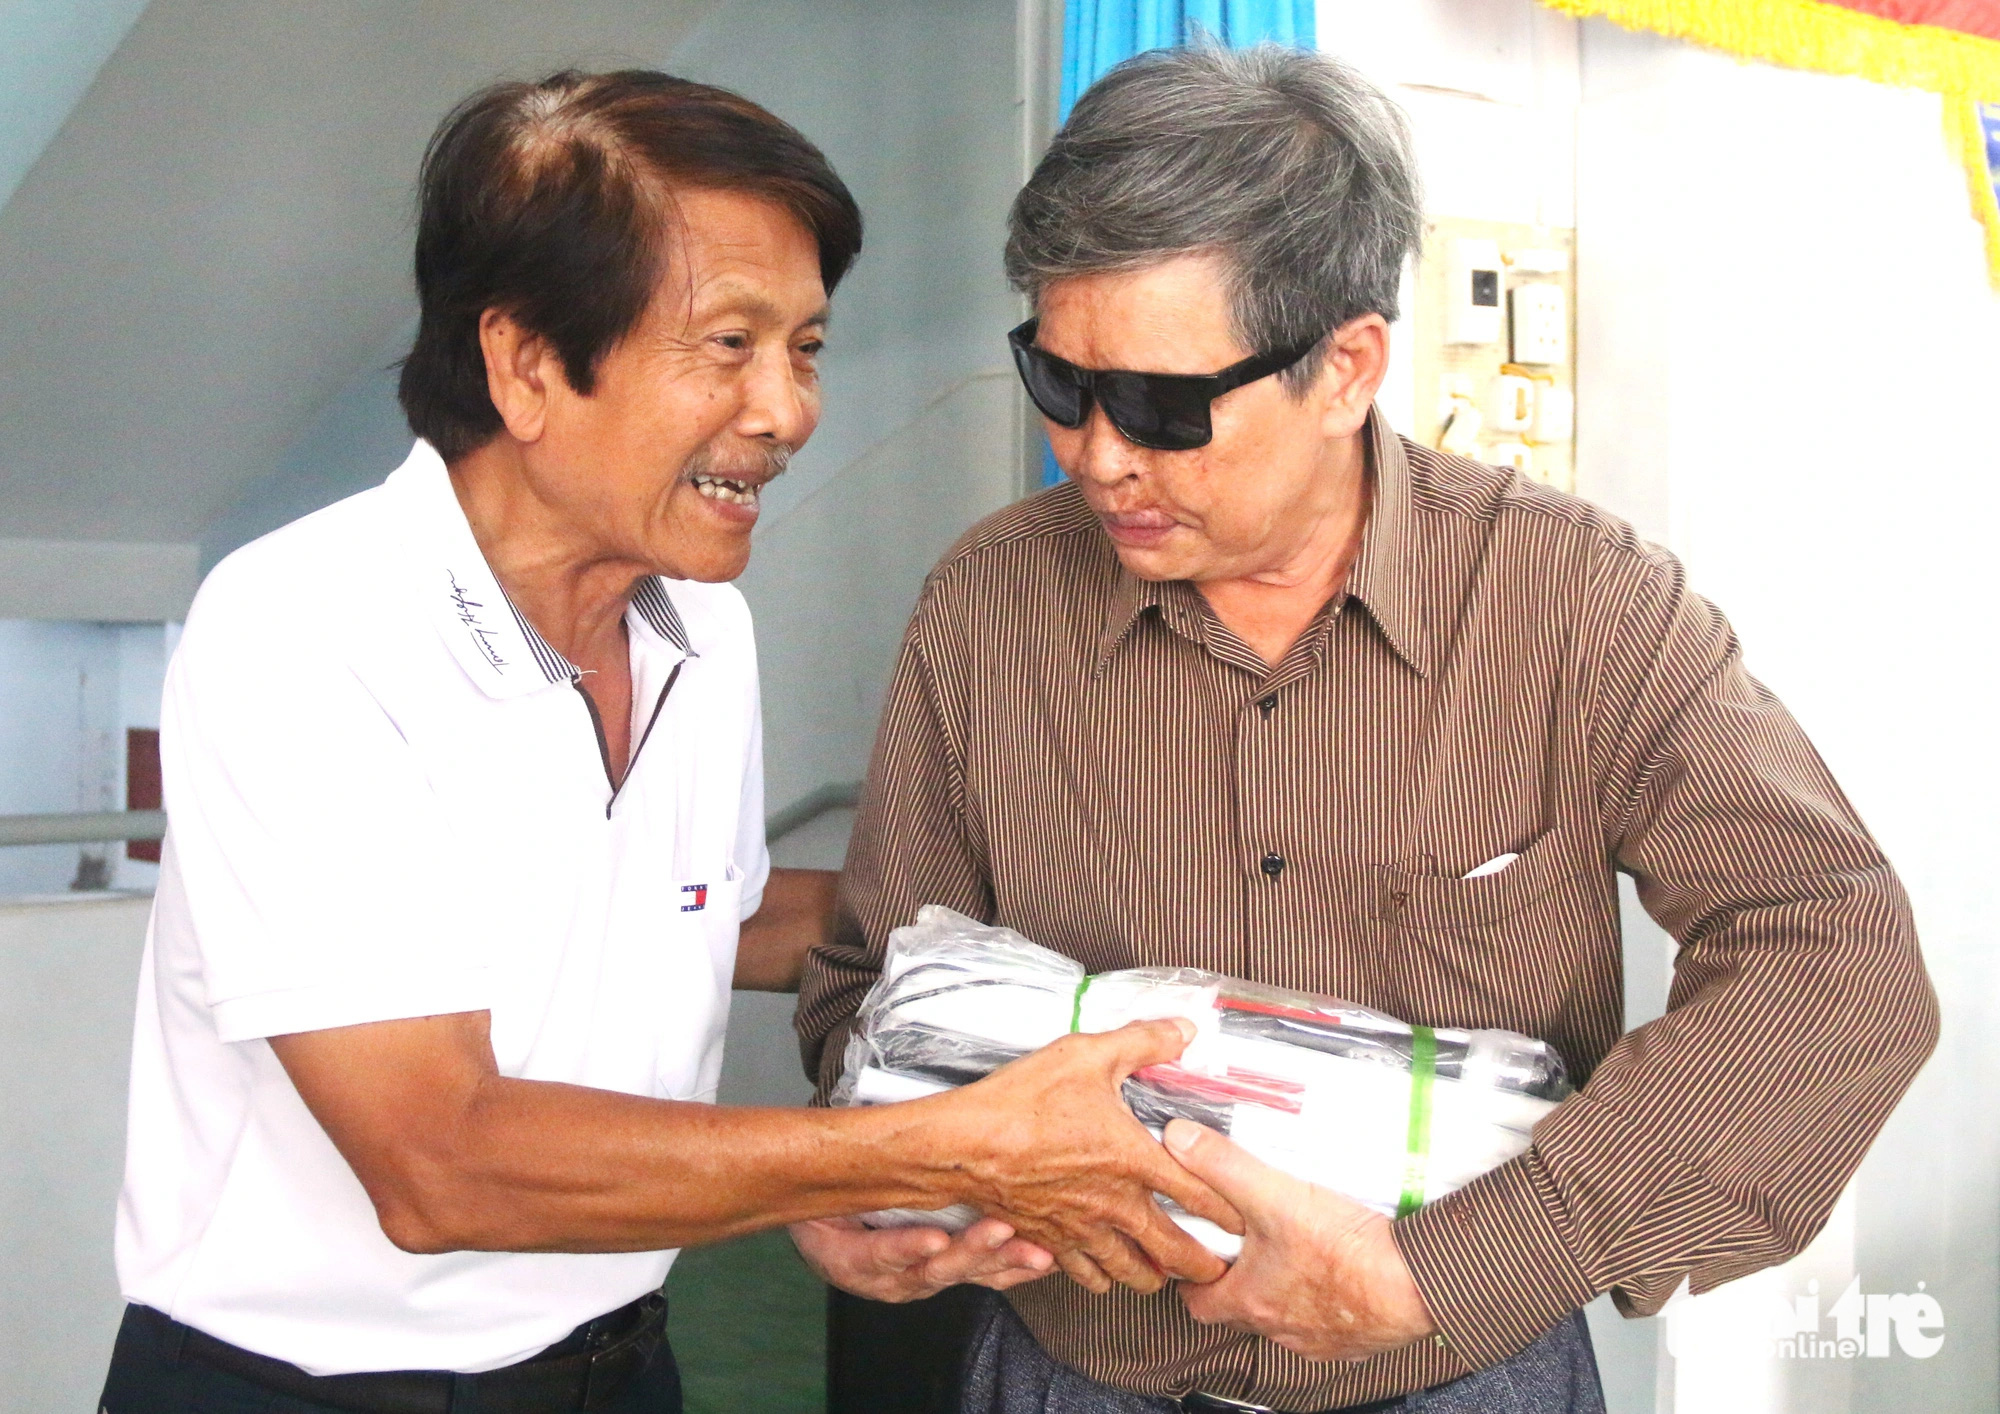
[1034,254,1250,374]
[648,187,832,331]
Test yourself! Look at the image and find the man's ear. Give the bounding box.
[479,309,558,444]
[1315,313,1390,440]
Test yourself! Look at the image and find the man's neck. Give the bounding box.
[447,442,644,669]
[1195,433,1371,669]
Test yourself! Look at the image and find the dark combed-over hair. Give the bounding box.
[398,69,863,460]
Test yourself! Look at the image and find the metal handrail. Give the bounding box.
[765,781,862,844]
[0,786,859,851]
[0,811,167,848]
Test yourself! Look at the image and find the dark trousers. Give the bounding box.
[960,1293,1606,1414]
[827,1284,989,1414]
[98,1302,683,1414]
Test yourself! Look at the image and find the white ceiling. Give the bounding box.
[0,0,718,545]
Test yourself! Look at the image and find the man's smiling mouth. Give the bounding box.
[686,441,793,511]
[691,473,761,507]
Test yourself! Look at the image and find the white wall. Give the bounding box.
[0,894,151,1412]
[1576,25,2000,1413]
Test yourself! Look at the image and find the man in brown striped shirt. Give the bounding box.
[795,44,1937,1414]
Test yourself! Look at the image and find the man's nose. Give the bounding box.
[1063,404,1148,486]
[733,346,814,448]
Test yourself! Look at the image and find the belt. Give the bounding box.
[1177,1393,1404,1414]
[136,1290,668,1414]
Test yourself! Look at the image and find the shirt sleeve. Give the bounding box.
[794,576,994,1096]
[1393,537,1939,1370]
[161,573,495,1044]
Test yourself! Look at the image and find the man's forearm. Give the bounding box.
[273,1009,1236,1290]
[733,867,837,991]
[379,1077,980,1254]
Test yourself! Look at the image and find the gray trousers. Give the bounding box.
[961,1294,1606,1414]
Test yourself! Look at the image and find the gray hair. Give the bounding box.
[1005,44,1421,392]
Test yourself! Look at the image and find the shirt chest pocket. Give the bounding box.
[1368,830,1580,1032]
[1372,829,1563,931]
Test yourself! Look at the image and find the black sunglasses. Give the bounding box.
[1008,318,1323,451]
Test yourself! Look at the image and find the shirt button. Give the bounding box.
[1260,851,1286,879]
[1257,694,1279,718]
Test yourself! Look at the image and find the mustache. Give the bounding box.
[683,440,794,485]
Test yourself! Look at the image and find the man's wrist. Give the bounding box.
[845,1086,982,1213]
[1359,1213,1439,1347]
[1391,1153,1596,1370]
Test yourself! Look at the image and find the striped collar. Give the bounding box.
[1342,406,1431,677]
[1092,405,1431,679]
[389,440,696,700]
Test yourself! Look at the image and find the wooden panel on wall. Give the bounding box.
[1411,216,1578,494]
[126,726,160,863]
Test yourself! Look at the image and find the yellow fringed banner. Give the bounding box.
[1949,98,2000,286]
[1538,0,2000,288]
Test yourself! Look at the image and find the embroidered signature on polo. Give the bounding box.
[447,571,508,671]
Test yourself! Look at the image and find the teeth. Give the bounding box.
[692,474,758,506]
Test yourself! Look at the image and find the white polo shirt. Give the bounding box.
[114,440,768,1376]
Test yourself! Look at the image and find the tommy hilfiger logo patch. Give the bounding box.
[680,883,709,913]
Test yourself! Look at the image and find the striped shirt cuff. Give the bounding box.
[1391,1149,1599,1371]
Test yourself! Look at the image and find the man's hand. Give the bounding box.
[917,1019,1242,1298]
[789,1216,1054,1303]
[1166,1119,1437,1362]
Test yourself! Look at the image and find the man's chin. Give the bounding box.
[1107,537,1200,584]
[657,540,752,583]
[637,520,754,583]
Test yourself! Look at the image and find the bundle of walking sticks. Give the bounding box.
[835,907,1571,1258]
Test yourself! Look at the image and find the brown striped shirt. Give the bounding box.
[794,409,1937,1409]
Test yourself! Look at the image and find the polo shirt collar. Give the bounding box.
[1091,405,1431,678]
[388,441,696,700]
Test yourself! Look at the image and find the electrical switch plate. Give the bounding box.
[1509,283,1566,364]
[1483,374,1535,433]
[1446,238,1503,345]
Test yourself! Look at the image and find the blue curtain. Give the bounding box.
[1059,0,1316,120]
[1040,0,1317,484]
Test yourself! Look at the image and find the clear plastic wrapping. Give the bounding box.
[835,907,1571,1258]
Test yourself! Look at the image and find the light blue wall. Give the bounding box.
[0,620,168,897]
[200,331,414,573]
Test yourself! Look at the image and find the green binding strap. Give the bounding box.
[1070,974,1097,1032]
[1396,1026,1437,1219]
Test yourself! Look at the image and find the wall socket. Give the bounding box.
[1509,283,1567,365]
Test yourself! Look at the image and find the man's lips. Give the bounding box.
[1098,508,1181,547]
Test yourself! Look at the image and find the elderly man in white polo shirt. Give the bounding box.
[99,70,1234,1414]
